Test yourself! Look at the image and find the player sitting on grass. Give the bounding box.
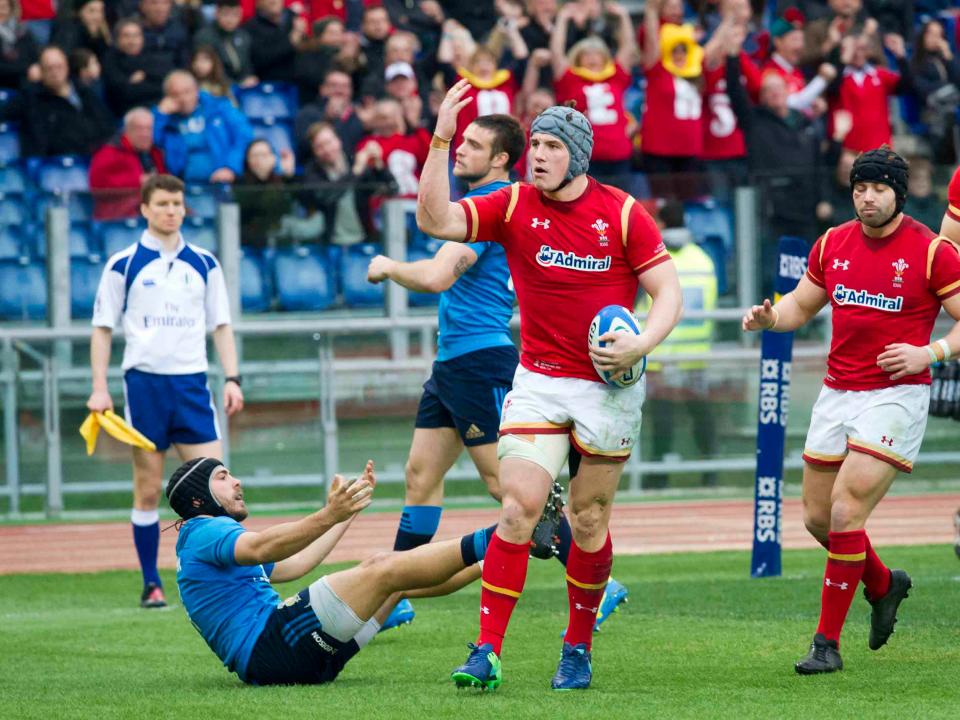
[167,457,495,685]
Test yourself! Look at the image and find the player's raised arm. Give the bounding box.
[741,275,829,333]
[416,79,472,241]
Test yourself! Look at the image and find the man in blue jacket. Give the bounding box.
[153,70,252,184]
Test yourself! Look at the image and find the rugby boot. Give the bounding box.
[795,633,843,675]
[451,642,502,691]
[866,569,912,650]
[140,583,167,609]
[551,642,592,690]
[378,599,415,633]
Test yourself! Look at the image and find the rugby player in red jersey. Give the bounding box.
[417,79,683,691]
[743,148,960,674]
[938,165,960,558]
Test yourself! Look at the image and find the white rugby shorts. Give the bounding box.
[802,384,931,473]
[499,365,645,461]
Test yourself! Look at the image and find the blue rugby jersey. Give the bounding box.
[175,516,278,679]
[436,180,516,361]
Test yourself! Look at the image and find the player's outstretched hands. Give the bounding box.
[877,343,931,381]
[742,299,776,332]
[590,331,650,381]
[434,78,473,141]
[325,460,376,523]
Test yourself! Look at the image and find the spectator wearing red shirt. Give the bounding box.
[830,30,910,153]
[89,107,166,219]
[355,97,429,197]
[546,0,636,180]
[450,46,524,150]
[763,11,836,115]
[641,0,705,188]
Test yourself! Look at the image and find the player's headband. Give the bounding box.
[166,457,229,520]
[850,147,909,215]
[530,104,594,182]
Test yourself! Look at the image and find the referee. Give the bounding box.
[86,174,244,608]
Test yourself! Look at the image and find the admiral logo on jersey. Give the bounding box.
[832,284,903,312]
[536,245,612,272]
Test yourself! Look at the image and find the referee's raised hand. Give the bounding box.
[742,298,777,332]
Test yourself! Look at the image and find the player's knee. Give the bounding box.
[360,551,396,585]
[403,457,440,503]
[499,494,541,535]
[135,486,162,509]
[829,494,865,531]
[481,473,502,502]
[568,501,608,545]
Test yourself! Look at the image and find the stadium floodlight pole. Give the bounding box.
[750,236,807,578]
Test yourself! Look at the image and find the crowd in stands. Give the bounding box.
[0,0,959,313]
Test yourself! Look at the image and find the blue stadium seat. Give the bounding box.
[325,244,343,295]
[183,216,217,251]
[98,218,145,256]
[235,82,298,121]
[37,156,89,193]
[70,257,104,318]
[251,118,294,156]
[186,184,218,219]
[0,193,26,225]
[341,242,384,308]
[0,123,20,164]
[274,246,335,311]
[30,222,96,259]
[0,164,25,193]
[406,239,443,307]
[0,261,46,320]
[0,89,16,105]
[240,252,269,313]
[0,225,21,260]
[898,94,927,136]
[685,200,734,253]
[68,193,93,223]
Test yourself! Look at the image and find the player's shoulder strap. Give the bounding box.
[927,234,960,281]
[503,182,521,224]
[817,226,836,269]
[619,194,637,247]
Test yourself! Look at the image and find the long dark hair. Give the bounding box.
[912,20,946,72]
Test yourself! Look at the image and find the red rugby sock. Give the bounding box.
[861,533,891,601]
[477,533,529,655]
[563,533,612,650]
[816,529,866,645]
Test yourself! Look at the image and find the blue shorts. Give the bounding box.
[244,587,360,686]
[123,369,220,451]
[415,345,518,447]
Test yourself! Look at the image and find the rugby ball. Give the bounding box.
[588,305,646,388]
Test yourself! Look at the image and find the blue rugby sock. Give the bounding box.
[554,513,573,566]
[460,524,498,566]
[131,509,161,587]
[394,505,442,551]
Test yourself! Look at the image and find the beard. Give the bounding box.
[857,205,897,228]
[454,168,488,184]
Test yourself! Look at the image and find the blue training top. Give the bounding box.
[175,516,278,680]
[437,180,516,361]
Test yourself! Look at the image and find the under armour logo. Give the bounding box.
[824,578,849,590]
[574,603,599,613]
[531,217,551,229]
[880,435,894,446]
[480,606,490,615]
[833,259,850,270]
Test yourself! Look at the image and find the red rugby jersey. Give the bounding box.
[553,63,633,163]
[453,70,518,150]
[640,62,703,158]
[701,52,760,161]
[458,179,670,381]
[833,66,899,152]
[761,55,805,95]
[945,165,960,222]
[356,129,429,196]
[806,216,960,390]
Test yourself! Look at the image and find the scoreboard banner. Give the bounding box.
[751,236,808,578]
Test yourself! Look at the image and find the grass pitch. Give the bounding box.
[3,545,959,720]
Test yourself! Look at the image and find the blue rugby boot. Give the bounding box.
[451,643,502,691]
[550,642,592,690]
[378,599,415,633]
[559,577,629,638]
[594,577,628,630]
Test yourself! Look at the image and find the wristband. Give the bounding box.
[938,338,952,360]
[768,307,780,330]
[430,134,451,151]
[926,345,939,364]
[225,375,242,388]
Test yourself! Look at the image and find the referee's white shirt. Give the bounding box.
[92,232,231,374]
